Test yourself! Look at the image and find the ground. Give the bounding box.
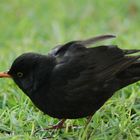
[0,0,140,140]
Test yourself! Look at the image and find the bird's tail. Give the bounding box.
[117,49,140,88]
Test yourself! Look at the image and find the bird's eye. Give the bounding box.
[17,72,23,78]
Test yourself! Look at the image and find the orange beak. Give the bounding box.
[0,72,11,78]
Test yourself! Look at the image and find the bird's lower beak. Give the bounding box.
[0,72,11,78]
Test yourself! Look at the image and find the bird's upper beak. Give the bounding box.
[0,72,11,78]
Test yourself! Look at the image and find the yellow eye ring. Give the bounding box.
[17,72,23,78]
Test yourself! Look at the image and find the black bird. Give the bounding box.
[0,35,140,129]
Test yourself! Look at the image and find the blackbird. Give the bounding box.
[0,35,140,129]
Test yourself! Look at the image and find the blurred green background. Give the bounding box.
[0,0,140,139]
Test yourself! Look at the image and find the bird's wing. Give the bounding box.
[49,34,116,57]
[50,36,140,102]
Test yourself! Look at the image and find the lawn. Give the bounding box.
[0,0,140,139]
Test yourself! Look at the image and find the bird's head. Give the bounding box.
[0,53,53,97]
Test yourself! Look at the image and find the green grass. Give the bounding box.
[0,0,140,139]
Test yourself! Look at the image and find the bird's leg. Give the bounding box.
[85,116,92,127]
[45,119,66,130]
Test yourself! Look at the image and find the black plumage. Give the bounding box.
[0,35,140,127]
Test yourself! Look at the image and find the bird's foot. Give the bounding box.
[34,119,66,134]
[45,119,66,130]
